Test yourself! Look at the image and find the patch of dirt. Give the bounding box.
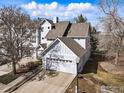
[66,77,97,93]
[99,62,124,76]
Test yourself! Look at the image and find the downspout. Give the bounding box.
[76,63,79,93]
[75,57,80,93]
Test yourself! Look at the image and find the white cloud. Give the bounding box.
[46,2,58,10]
[22,1,37,10]
[22,1,98,26]
[67,3,94,11]
[22,1,58,10]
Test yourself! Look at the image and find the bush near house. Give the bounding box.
[17,61,41,73]
[46,70,59,77]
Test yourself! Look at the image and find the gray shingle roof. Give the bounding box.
[59,38,85,58]
[46,21,70,39]
[67,23,90,37]
[46,22,90,39]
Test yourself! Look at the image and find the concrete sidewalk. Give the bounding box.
[0,64,12,76]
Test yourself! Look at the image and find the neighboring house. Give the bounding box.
[40,19,92,74]
[31,18,58,57]
[31,18,55,47]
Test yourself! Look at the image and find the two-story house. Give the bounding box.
[40,20,92,74]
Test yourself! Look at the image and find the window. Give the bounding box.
[41,27,44,30]
[41,27,44,31]
[48,27,50,29]
[42,37,44,39]
[52,26,55,29]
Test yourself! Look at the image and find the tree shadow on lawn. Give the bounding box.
[81,52,106,74]
[0,72,21,84]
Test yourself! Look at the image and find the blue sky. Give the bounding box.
[0,0,101,26]
[0,0,121,27]
[0,0,98,5]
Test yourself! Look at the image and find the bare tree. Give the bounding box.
[0,6,36,74]
[99,0,124,64]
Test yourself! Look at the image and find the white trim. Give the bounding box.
[41,38,81,63]
[41,38,60,56]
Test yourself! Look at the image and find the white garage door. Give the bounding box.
[46,58,76,74]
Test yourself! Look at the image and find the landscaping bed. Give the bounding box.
[0,72,21,84]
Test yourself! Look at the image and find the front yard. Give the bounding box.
[0,72,21,84]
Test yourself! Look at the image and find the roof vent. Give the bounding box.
[53,17,59,23]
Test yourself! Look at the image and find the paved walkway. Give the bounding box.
[0,64,12,76]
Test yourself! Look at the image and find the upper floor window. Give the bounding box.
[41,27,44,30]
[52,26,55,29]
[41,27,44,32]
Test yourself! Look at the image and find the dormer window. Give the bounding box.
[52,26,55,29]
[41,27,44,32]
[42,27,44,29]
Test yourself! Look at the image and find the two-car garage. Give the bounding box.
[45,58,77,74]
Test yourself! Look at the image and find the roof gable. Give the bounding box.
[41,18,54,26]
[41,38,85,58]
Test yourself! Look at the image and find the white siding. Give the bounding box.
[41,21,52,44]
[74,38,86,49]
[47,40,54,47]
[74,37,90,49]
[78,46,91,72]
[42,41,78,74]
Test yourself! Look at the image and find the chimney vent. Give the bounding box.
[53,17,59,23]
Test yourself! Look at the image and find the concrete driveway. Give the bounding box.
[12,72,76,93]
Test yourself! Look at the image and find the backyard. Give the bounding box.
[66,52,124,93]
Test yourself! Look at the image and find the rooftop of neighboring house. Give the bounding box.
[40,18,55,26]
